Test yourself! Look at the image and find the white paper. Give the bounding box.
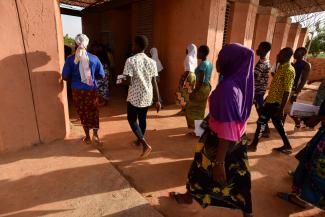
[290,102,320,117]
[194,120,204,137]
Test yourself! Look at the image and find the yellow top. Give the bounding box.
[266,62,295,104]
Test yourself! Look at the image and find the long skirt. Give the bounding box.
[72,89,99,129]
[187,129,252,214]
[293,126,325,210]
[186,83,211,129]
[176,71,196,109]
[97,67,110,102]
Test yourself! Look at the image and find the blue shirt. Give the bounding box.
[195,60,213,84]
[62,53,105,90]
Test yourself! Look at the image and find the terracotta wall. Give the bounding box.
[308,58,325,81]
[153,0,226,102]
[82,0,226,103]
[0,0,69,153]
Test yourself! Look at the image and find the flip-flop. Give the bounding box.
[169,192,192,205]
[277,192,307,209]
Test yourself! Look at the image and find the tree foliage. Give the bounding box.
[306,22,325,57]
[64,34,75,46]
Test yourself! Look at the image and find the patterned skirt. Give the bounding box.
[176,72,196,109]
[97,67,110,102]
[72,89,99,129]
[187,129,252,214]
[293,126,325,210]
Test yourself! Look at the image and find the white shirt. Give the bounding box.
[123,53,158,108]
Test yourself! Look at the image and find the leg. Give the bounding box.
[138,107,149,136]
[271,115,292,153]
[127,102,145,140]
[248,104,272,152]
[83,126,91,144]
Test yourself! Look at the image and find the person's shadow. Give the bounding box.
[0,51,67,150]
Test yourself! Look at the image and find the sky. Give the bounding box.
[61,14,82,38]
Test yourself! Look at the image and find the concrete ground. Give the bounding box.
[97,87,325,217]
[1,86,325,217]
[0,128,163,217]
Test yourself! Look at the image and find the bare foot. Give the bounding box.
[83,137,91,145]
[139,139,152,158]
[169,192,193,205]
[93,135,103,147]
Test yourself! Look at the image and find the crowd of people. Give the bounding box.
[62,33,325,217]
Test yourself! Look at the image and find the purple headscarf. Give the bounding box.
[209,43,254,123]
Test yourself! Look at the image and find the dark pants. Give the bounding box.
[127,102,149,140]
[254,93,270,134]
[251,103,291,148]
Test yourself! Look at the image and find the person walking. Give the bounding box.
[122,35,161,158]
[186,45,213,130]
[254,42,272,137]
[176,44,197,115]
[283,47,311,128]
[62,34,105,145]
[170,44,255,217]
[248,48,295,154]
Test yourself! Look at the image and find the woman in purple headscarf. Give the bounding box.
[170,44,254,217]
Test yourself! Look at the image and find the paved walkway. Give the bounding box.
[1,87,324,217]
[97,89,324,217]
[0,130,163,217]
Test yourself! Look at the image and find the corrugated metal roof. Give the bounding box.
[60,0,109,8]
[260,0,325,16]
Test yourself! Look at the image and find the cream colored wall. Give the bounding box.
[0,0,69,153]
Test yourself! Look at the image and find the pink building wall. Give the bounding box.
[228,0,259,48]
[0,0,69,153]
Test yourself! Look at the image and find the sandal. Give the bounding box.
[273,146,292,155]
[169,192,193,205]
[277,192,307,209]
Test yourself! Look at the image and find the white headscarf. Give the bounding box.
[184,43,198,72]
[150,48,164,72]
[74,34,93,86]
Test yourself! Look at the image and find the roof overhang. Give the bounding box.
[59,0,325,17]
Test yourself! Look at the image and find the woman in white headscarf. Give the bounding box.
[175,43,198,115]
[150,48,164,80]
[62,34,105,146]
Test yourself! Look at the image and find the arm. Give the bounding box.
[121,59,132,86]
[152,76,161,103]
[62,60,72,81]
[296,63,311,93]
[194,70,204,90]
[95,60,105,80]
[213,139,236,184]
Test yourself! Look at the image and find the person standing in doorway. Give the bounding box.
[62,34,105,145]
[254,42,272,137]
[248,47,295,154]
[186,45,213,131]
[283,47,311,128]
[176,44,198,115]
[123,35,161,158]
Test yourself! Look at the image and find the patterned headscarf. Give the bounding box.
[74,34,93,86]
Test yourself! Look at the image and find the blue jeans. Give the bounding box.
[127,102,149,140]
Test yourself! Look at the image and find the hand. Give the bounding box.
[290,95,297,103]
[213,164,227,185]
[155,102,162,113]
[305,116,320,128]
